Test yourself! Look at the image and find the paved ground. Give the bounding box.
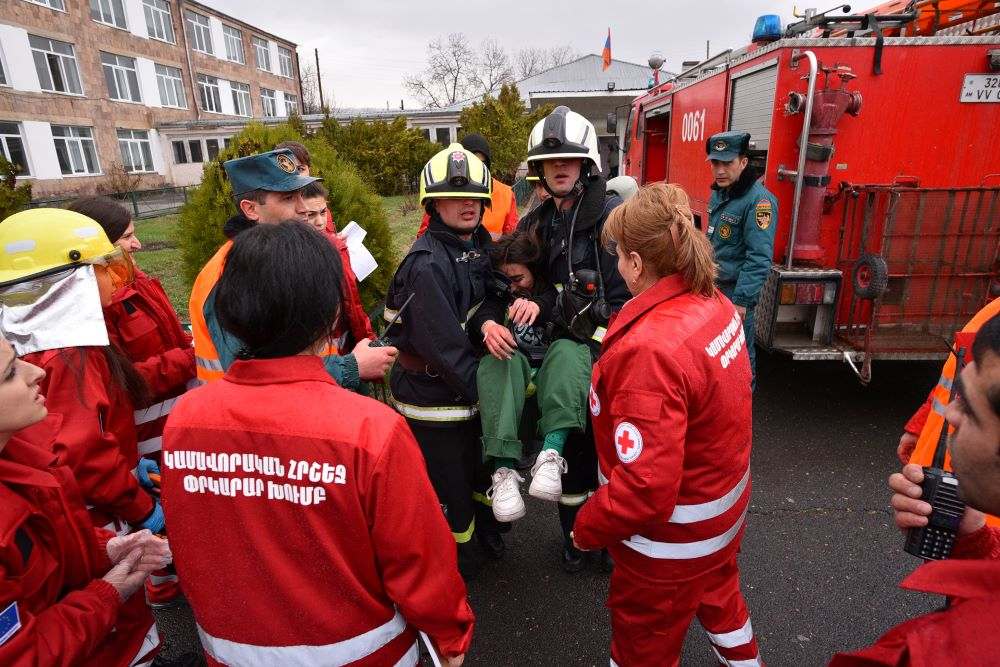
[155,353,944,666]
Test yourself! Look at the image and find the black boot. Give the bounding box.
[476,527,505,560]
[558,502,587,573]
[456,541,482,580]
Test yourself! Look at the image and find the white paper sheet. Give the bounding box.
[339,221,378,282]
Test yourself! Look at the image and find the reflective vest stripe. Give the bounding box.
[134,396,180,426]
[669,468,750,525]
[710,647,762,667]
[384,301,483,330]
[599,466,750,526]
[389,395,478,422]
[705,618,754,648]
[196,356,224,372]
[591,326,607,343]
[197,610,407,667]
[472,491,491,507]
[395,642,419,667]
[138,436,163,456]
[931,397,948,417]
[622,509,746,560]
[383,306,399,323]
[452,517,475,544]
[129,623,160,667]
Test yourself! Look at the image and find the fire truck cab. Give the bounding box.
[619,3,1000,381]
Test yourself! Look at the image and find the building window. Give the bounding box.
[0,122,30,176]
[155,64,186,108]
[24,0,65,10]
[223,137,232,148]
[0,54,7,87]
[29,35,82,95]
[260,88,276,117]
[284,93,298,116]
[196,74,222,113]
[172,140,187,164]
[222,25,244,64]
[229,82,251,117]
[188,139,203,163]
[277,46,293,77]
[143,0,174,43]
[52,125,100,176]
[252,37,270,71]
[184,10,212,54]
[101,52,141,103]
[90,0,127,29]
[205,138,220,160]
[435,127,450,145]
[421,129,431,142]
[117,129,154,173]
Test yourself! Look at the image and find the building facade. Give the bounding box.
[0,0,302,198]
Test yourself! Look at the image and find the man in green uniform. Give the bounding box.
[706,131,778,387]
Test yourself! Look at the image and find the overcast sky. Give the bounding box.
[208,0,804,109]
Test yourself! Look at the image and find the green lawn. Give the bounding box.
[131,196,423,322]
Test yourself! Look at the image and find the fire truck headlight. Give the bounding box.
[823,281,837,305]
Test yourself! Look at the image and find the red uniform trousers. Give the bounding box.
[609,557,758,667]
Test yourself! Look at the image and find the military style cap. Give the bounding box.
[706,131,751,162]
[223,149,320,197]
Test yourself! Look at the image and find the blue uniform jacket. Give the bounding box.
[707,168,778,308]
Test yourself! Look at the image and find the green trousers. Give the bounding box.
[477,338,592,461]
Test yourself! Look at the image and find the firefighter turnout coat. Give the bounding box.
[385,217,494,420]
[0,429,158,666]
[574,274,753,581]
[160,356,474,665]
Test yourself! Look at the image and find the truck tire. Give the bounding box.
[852,254,889,299]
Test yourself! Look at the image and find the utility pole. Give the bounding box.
[314,48,325,110]
[706,40,710,59]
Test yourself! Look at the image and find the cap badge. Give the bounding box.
[714,140,728,152]
[276,154,297,174]
[450,151,466,163]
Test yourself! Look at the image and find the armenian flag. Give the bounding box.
[602,28,612,71]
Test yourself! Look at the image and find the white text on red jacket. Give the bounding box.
[162,450,347,507]
[704,312,746,369]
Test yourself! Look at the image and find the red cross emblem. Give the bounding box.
[615,422,643,463]
[589,385,601,416]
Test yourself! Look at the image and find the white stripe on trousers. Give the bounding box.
[710,645,762,667]
[705,618,754,648]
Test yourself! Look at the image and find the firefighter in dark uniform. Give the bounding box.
[706,131,778,387]
[384,143,502,577]
[515,105,628,571]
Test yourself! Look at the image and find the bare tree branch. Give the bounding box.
[404,33,477,108]
[514,47,547,79]
[471,39,515,95]
[546,45,580,68]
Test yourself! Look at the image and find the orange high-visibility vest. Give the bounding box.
[190,242,232,383]
[908,296,1000,526]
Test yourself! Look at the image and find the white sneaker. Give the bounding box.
[528,449,567,502]
[487,468,525,522]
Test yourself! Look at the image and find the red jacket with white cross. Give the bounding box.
[574,274,754,583]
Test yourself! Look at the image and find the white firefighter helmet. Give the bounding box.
[526,106,601,175]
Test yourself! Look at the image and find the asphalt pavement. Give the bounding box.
[154,352,944,666]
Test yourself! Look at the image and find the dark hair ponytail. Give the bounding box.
[59,345,150,407]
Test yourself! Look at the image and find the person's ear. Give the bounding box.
[628,250,644,278]
[239,198,258,220]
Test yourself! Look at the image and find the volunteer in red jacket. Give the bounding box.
[831,312,1000,665]
[68,196,193,606]
[573,183,761,666]
[162,222,473,666]
[0,209,163,538]
[0,329,169,664]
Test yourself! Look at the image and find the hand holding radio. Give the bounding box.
[891,463,984,535]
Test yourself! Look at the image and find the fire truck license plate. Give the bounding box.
[960,75,1000,103]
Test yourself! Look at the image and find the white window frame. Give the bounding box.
[101,52,142,103]
[260,88,276,117]
[284,93,298,116]
[185,10,212,54]
[155,63,186,108]
[0,47,9,87]
[117,128,154,173]
[277,46,293,78]
[252,37,270,71]
[29,35,83,95]
[222,25,245,64]
[143,0,174,44]
[196,73,222,114]
[0,122,31,177]
[171,139,187,164]
[230,82,251,117]
[90,0,128,30]
[23,0,66,11]
[52,125,101,176]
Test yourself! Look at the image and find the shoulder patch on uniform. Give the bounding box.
[719,224,732,240]
[615,422,643,464]
[0,601,21,646]
[755,199,773,230]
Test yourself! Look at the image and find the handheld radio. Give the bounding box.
[903,344,968,560]
[369,293,414,348]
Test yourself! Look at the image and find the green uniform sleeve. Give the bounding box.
[206,287,360,390]
[732,191,778,307]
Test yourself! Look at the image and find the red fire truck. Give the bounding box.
[619,2,1000,381]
